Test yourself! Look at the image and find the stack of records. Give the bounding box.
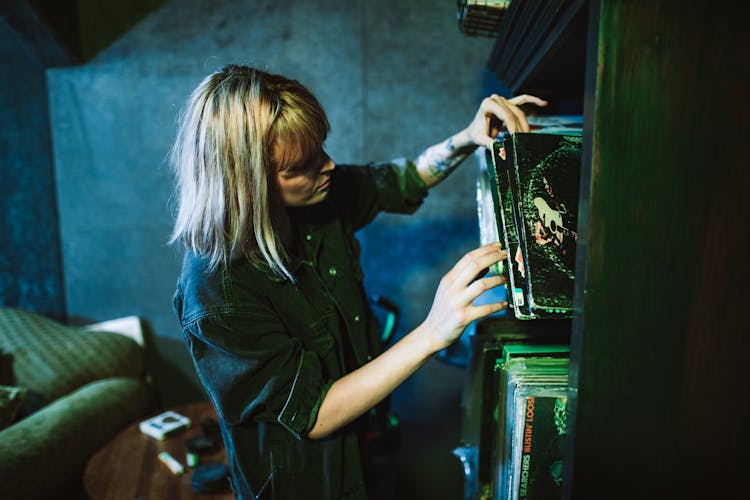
[457,319,571,499]
[477,115,583,319]
[493,344,569,500]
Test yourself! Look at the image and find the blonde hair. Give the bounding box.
[170,65,329,280]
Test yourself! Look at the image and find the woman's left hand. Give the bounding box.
[465,94,548,148]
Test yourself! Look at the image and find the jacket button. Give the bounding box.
[328,267,337,276]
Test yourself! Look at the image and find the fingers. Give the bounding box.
[507,94,549,108]
[465,300,509,323]
[488,93,530,133]
[447,243,507,288]
[462,274,506,305]
[482,94,549,135]
[482,95,523,134]
[477,115,495,149]
[507,102,530,134]
[425,243,509,344]
[472,266,490,283]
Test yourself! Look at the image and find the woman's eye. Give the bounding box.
[282,150,326,175]
[303,153,327,173]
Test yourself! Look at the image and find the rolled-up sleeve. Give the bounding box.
[184,311,332,439]
[333,160,429,230]
[276,350,330,435]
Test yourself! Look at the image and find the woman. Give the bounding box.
[170,64,546,499]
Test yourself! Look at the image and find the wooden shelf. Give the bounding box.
[484,1,749,496]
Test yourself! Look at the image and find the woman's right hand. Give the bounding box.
[420,243,508,353]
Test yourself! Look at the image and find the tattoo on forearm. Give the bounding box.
[416,136,475,183]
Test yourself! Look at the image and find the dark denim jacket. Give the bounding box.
[173,162,428,499]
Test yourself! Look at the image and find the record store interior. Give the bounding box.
[1,1,746,499]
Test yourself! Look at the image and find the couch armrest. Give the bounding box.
[0,377,153,500]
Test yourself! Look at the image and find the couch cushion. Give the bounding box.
[0,308,145,401]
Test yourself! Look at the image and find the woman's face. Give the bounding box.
[274,140,335,207]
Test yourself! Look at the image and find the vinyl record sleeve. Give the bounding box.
[507,133,581,315]
[478,149,504,276]
[488,132,582,319]
[460,319,571,496]
[513,392,567,499]
[487,144,532,317]
[494,345,569,499]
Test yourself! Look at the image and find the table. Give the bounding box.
[84,401,234,499]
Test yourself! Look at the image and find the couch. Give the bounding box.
[0,307,155,499]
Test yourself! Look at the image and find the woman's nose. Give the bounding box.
[321,156,335,173]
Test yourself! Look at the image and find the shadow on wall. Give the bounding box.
[359,215,481,341]
[141,320,204,406]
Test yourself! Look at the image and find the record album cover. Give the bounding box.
[515,394,566,499]
[487,132,582,319]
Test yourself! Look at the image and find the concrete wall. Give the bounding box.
[1,1,71,320]
[47,0,497,496]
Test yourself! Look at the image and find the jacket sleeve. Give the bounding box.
[332,160,429,231]
[182,309,332,440]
